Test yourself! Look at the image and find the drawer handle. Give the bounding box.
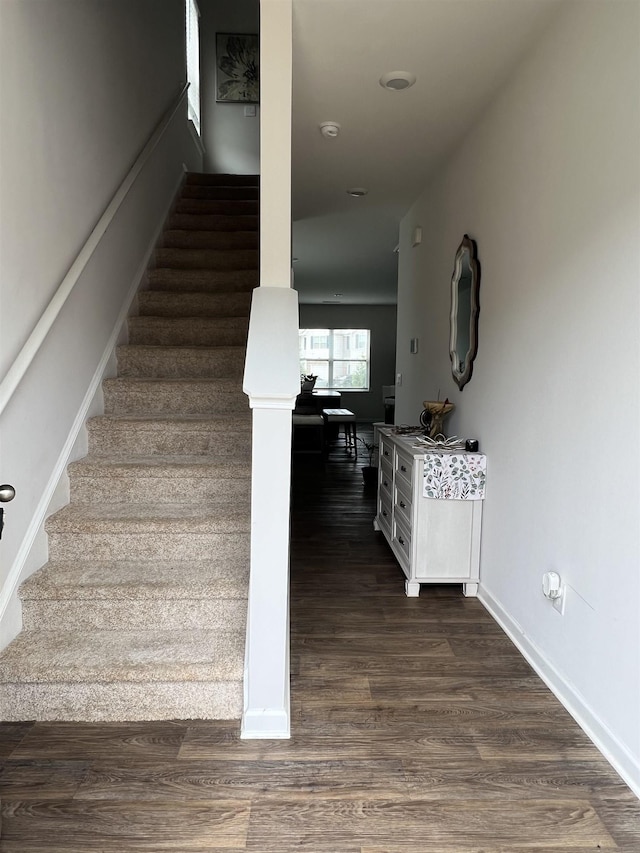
[398,536,405,546]
[399,501,406,509]
[400,464,407,472]
[383,480,388,488]
[384,450,390,457]
[382,510,388,517]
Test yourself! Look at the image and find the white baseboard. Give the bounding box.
[241,708,291,739]
[479,586,640,800]
[0,169,185,651]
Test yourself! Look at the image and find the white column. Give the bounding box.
[260,0,292,288]
[241,0,295,739]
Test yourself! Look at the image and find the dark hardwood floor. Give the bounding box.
[1,427,639,851]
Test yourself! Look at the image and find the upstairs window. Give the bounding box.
[186,0,201,135]
[299,329,371,391]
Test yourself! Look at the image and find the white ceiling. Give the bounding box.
[291,0,562,304]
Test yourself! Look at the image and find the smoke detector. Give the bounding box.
[346,187,368,198]
[320,121,341,138]
[380,71,416,91]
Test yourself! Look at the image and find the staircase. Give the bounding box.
[0,173,258,721]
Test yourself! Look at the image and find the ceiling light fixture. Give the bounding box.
[346,187,368,197]
[379,71,416,91]
[319,121,341,138]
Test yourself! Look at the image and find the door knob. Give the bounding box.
[0,484,16,502]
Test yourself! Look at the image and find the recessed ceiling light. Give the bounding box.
[346,187,368,197]
[380,71,416,91]
[334,293,343,297]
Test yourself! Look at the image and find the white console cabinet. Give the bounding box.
[374,428,484,597]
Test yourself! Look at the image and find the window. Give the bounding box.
[299,329,370,390]
[186,0,201,135]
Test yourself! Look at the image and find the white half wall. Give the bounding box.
[200,0,260,174]
[0,0,202,646]
[395,2,640,792]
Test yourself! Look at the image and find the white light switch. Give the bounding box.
[244,105,256,117]
[396,373,403,386]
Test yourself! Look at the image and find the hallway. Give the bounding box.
[0,434,638,850]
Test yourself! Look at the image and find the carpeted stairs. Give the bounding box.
[0,173,258,721]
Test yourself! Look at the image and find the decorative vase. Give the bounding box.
[421,400,455,438]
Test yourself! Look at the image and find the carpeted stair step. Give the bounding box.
[128,316,248,347]
[0,629,244,721]
[21,557,250,602]
[116,344,246,379]
[154,247,258,270]
[181,185,259,201]
[68,456,251,504]
[103,377,249,415]
[46,502,250,562]
[160,229,258,250]
[21,555,248,632]
[87,414,250,457]
[137,290,252,318]
[146,267,258,292]
[185,172,258,187]
[168,213,259,232]
[174,198,259,216]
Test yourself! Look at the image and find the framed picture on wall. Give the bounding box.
[216,33,259,103]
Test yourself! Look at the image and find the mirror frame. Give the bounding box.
[449,234,481,391]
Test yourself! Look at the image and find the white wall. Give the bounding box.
[0,0,202,646]
[200,0,260,174]
[396,2,640,792]
[299,304,397,422]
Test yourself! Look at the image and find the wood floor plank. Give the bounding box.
[296,700,575,728]
[0,798,250,850]
[72,758,408,801]
[9,722,188,761]
[178,725,482,762]
[0,759,88,800]
[244,798,617,850]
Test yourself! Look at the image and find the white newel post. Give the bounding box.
[241,0,295,739]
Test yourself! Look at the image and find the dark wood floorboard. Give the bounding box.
[1,428,639,850]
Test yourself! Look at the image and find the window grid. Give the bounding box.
[299,329,370,391]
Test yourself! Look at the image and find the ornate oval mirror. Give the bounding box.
[449,234,480,390]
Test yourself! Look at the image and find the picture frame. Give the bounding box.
[216,33,260,103]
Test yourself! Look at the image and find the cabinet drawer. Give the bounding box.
[395,449,413,492]
[380,436,394,466]
[379,461,393,500]
[394,477,412,529]
[378,492,392,536]
[392,515,411,572]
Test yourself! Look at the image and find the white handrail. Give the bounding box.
[0,83,190,416]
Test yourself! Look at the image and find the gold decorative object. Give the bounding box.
[421,400,454,438]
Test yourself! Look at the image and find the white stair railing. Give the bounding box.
[242,287,299,738]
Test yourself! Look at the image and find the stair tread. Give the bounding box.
[0,629,245,683]
[103,376,245,389]
[69,454,251,475]
[89,413,251,426]
[46,501,251,533]
[21,558,249,600]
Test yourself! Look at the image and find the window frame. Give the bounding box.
[299,328,371,392]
